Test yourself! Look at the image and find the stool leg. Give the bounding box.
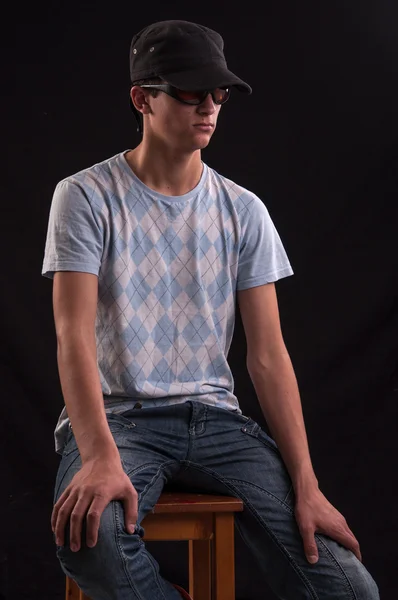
[189,539,212,600]
[213,513,235,600]
[65,576,91,600]
[65,576,80,600]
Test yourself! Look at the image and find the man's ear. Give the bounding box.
[130,86,152,115]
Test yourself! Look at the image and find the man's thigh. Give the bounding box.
[186,408,379,599]
[54,412,182,518]
[53,412,184,600]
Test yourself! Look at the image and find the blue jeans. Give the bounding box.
[54,402,379,599]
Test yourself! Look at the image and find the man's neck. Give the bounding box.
[125,140,203,197]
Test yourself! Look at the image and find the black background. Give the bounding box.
[2,1,397,598]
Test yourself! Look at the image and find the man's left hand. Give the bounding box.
[294,488,362,565]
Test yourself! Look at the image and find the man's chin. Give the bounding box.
[192,137,212,151]
[180,132,214,153]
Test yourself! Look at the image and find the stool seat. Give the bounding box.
[152,492,244,513]
[66,491,244,600]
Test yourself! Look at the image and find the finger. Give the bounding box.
[123,486,138,534]
[345,526,362,561]
[300,525,319,564]
[330,527,362,562]
[69,494,93,552]
[51,487,71,533]
[54,491,77,547]
[85,494,110,548]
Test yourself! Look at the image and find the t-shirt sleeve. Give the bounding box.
[41,179,103,279]
[237,194,294,291]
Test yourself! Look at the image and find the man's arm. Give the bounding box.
[237,282,317,494]
[237,282,361,564]
[51,272,137,551]
[53,272,118,463]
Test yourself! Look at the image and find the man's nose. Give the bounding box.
[197,93,217,114]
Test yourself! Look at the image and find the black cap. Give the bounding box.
[129,20,252,94]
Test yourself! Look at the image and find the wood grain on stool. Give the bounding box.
[66,575,86,599]
[65,492,243,600]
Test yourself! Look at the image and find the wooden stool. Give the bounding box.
[65,491,244,600]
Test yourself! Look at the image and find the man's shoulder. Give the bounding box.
[206,164,261,207]
[57,150,127,194]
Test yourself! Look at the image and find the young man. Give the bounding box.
[42,19,379,600]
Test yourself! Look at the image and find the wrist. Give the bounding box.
[80,436,120,465]
[291,469,319,498]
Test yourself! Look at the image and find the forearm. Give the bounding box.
[248,352,318,496]
[57,332,119,464]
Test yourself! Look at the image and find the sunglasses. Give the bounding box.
[139,83,231,106]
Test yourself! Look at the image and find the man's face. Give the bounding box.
[134,86,222,152]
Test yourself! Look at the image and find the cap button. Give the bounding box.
[149,46,155,52]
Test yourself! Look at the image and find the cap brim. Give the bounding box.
[160,63,252,94]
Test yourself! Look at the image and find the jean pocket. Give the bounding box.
[241,419,279,453]
[62,430,78,457]
[107,413,137,435]
[54,447,82,502]
[283,484,295,506]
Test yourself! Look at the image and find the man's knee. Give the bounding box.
[349,563,380,600]
[56,500,141,589]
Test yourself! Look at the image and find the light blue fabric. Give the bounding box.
[42,150,293,452]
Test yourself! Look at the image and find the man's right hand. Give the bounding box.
[51,457,138,552]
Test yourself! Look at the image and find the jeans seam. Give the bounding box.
[138,461,185,599]
[231,475,357,599]
[241,421,280,454]
[123,461,158,478]
[228,477,294,512]
[283,484,294,505]
[316,535,357,600]
[54,451,81,502]
[138,461,175,509]
[113,462,175,600]
[113,503,144,600]
[141,551,169,600]
[135,464,173,599]
[183,462,319,599]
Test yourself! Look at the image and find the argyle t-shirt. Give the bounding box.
[42,150,293,452]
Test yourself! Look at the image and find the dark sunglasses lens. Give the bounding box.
[175,89,204,104]
[213,88,230,104]
[174,87,231,105]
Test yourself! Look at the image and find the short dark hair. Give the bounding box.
[130,77,164,134]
